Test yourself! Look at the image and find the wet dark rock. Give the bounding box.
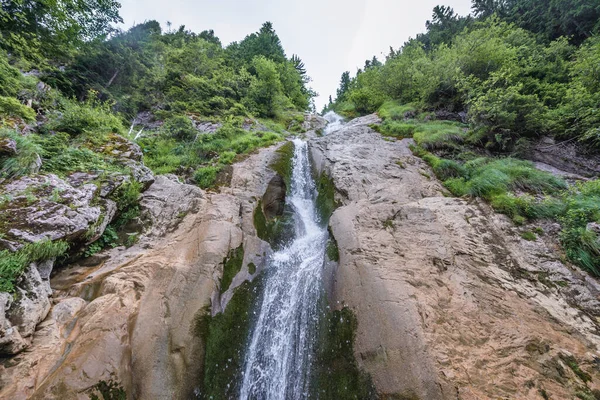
[262,175,286,219]
[434,110,468,123]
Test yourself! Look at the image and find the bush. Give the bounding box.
[0,128,42,179]
[194,166,221,189]
[0,240,69,292]
[161,115,197,141]
[0,96,36,121]
[46,93,124,137]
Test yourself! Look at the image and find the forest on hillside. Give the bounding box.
[0,0,315,291]
[1,1,315,187]
[326,0,600,276]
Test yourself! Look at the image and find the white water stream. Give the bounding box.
[322,111,345,135]
[239,139,327,399]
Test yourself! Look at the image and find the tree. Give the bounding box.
[0,0,122,62]
[336,71,351,102]
[234,22,286,64]
[246,56,285,117]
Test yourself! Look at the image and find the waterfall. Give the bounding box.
[239,139,328,400]
[322,111,345,135]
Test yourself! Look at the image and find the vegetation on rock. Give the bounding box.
[326,0,600,276]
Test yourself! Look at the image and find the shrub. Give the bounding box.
[162,115,197,141]
[0,128,42,179]
[0,96,36,121]
[194,166,221,189]
[46,93,124,137]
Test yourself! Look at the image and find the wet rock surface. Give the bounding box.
[310,114,600,399]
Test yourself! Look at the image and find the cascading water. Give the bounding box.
[239,138,328,399]
[322,111,345,135]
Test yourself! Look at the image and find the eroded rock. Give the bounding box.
[310,114,600,399]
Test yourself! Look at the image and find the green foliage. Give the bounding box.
[46,94,125,137]
[0,129,42,179]
[89,379,127,400]
[0,0,122,63]
[220,245,244,293]
[520,231,537,241]
[0,52,22,97]
[0,240,69,292]
[0,96,35,121]
[328,12,600,151]
[377,101,416,121]
[443,158,566,198]
[194,166,221,189]
[161,115,197,141]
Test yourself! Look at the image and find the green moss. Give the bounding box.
[315,170,339,223]
[521,231,537,241]
[314,307,377,399]
[253,200,294,248]
[248,262,256,274]
[561,354,592,383]
[221,244,244,293]
[269,141,295,188]
[326,236,340,262]
[199,278,262,400]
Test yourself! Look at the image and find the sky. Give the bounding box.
[117,0,473,110]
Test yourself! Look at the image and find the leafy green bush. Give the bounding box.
[161,115,197,141]
[0,128,42,179]
[0,240,69,292]
[46,94,124,137]
[0,96,36,121]
[194,166,221,189]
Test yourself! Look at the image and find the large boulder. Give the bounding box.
[0,293,27,355]
[2,174,101,243]
[138,174,204,237]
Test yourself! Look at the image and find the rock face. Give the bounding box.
[529,136,600,177]
[0,142,281,399]
[310,115,600,399]
[0,134,156,356]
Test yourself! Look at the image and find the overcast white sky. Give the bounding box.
[118,0,473,110]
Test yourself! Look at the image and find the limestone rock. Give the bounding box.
[311,114,600,399]
[302,114,328,132]
[2,174,101,243]
[6,263,53,339]
[0,293,27,355]
[138,174,205,237]
[122,159,155,190]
